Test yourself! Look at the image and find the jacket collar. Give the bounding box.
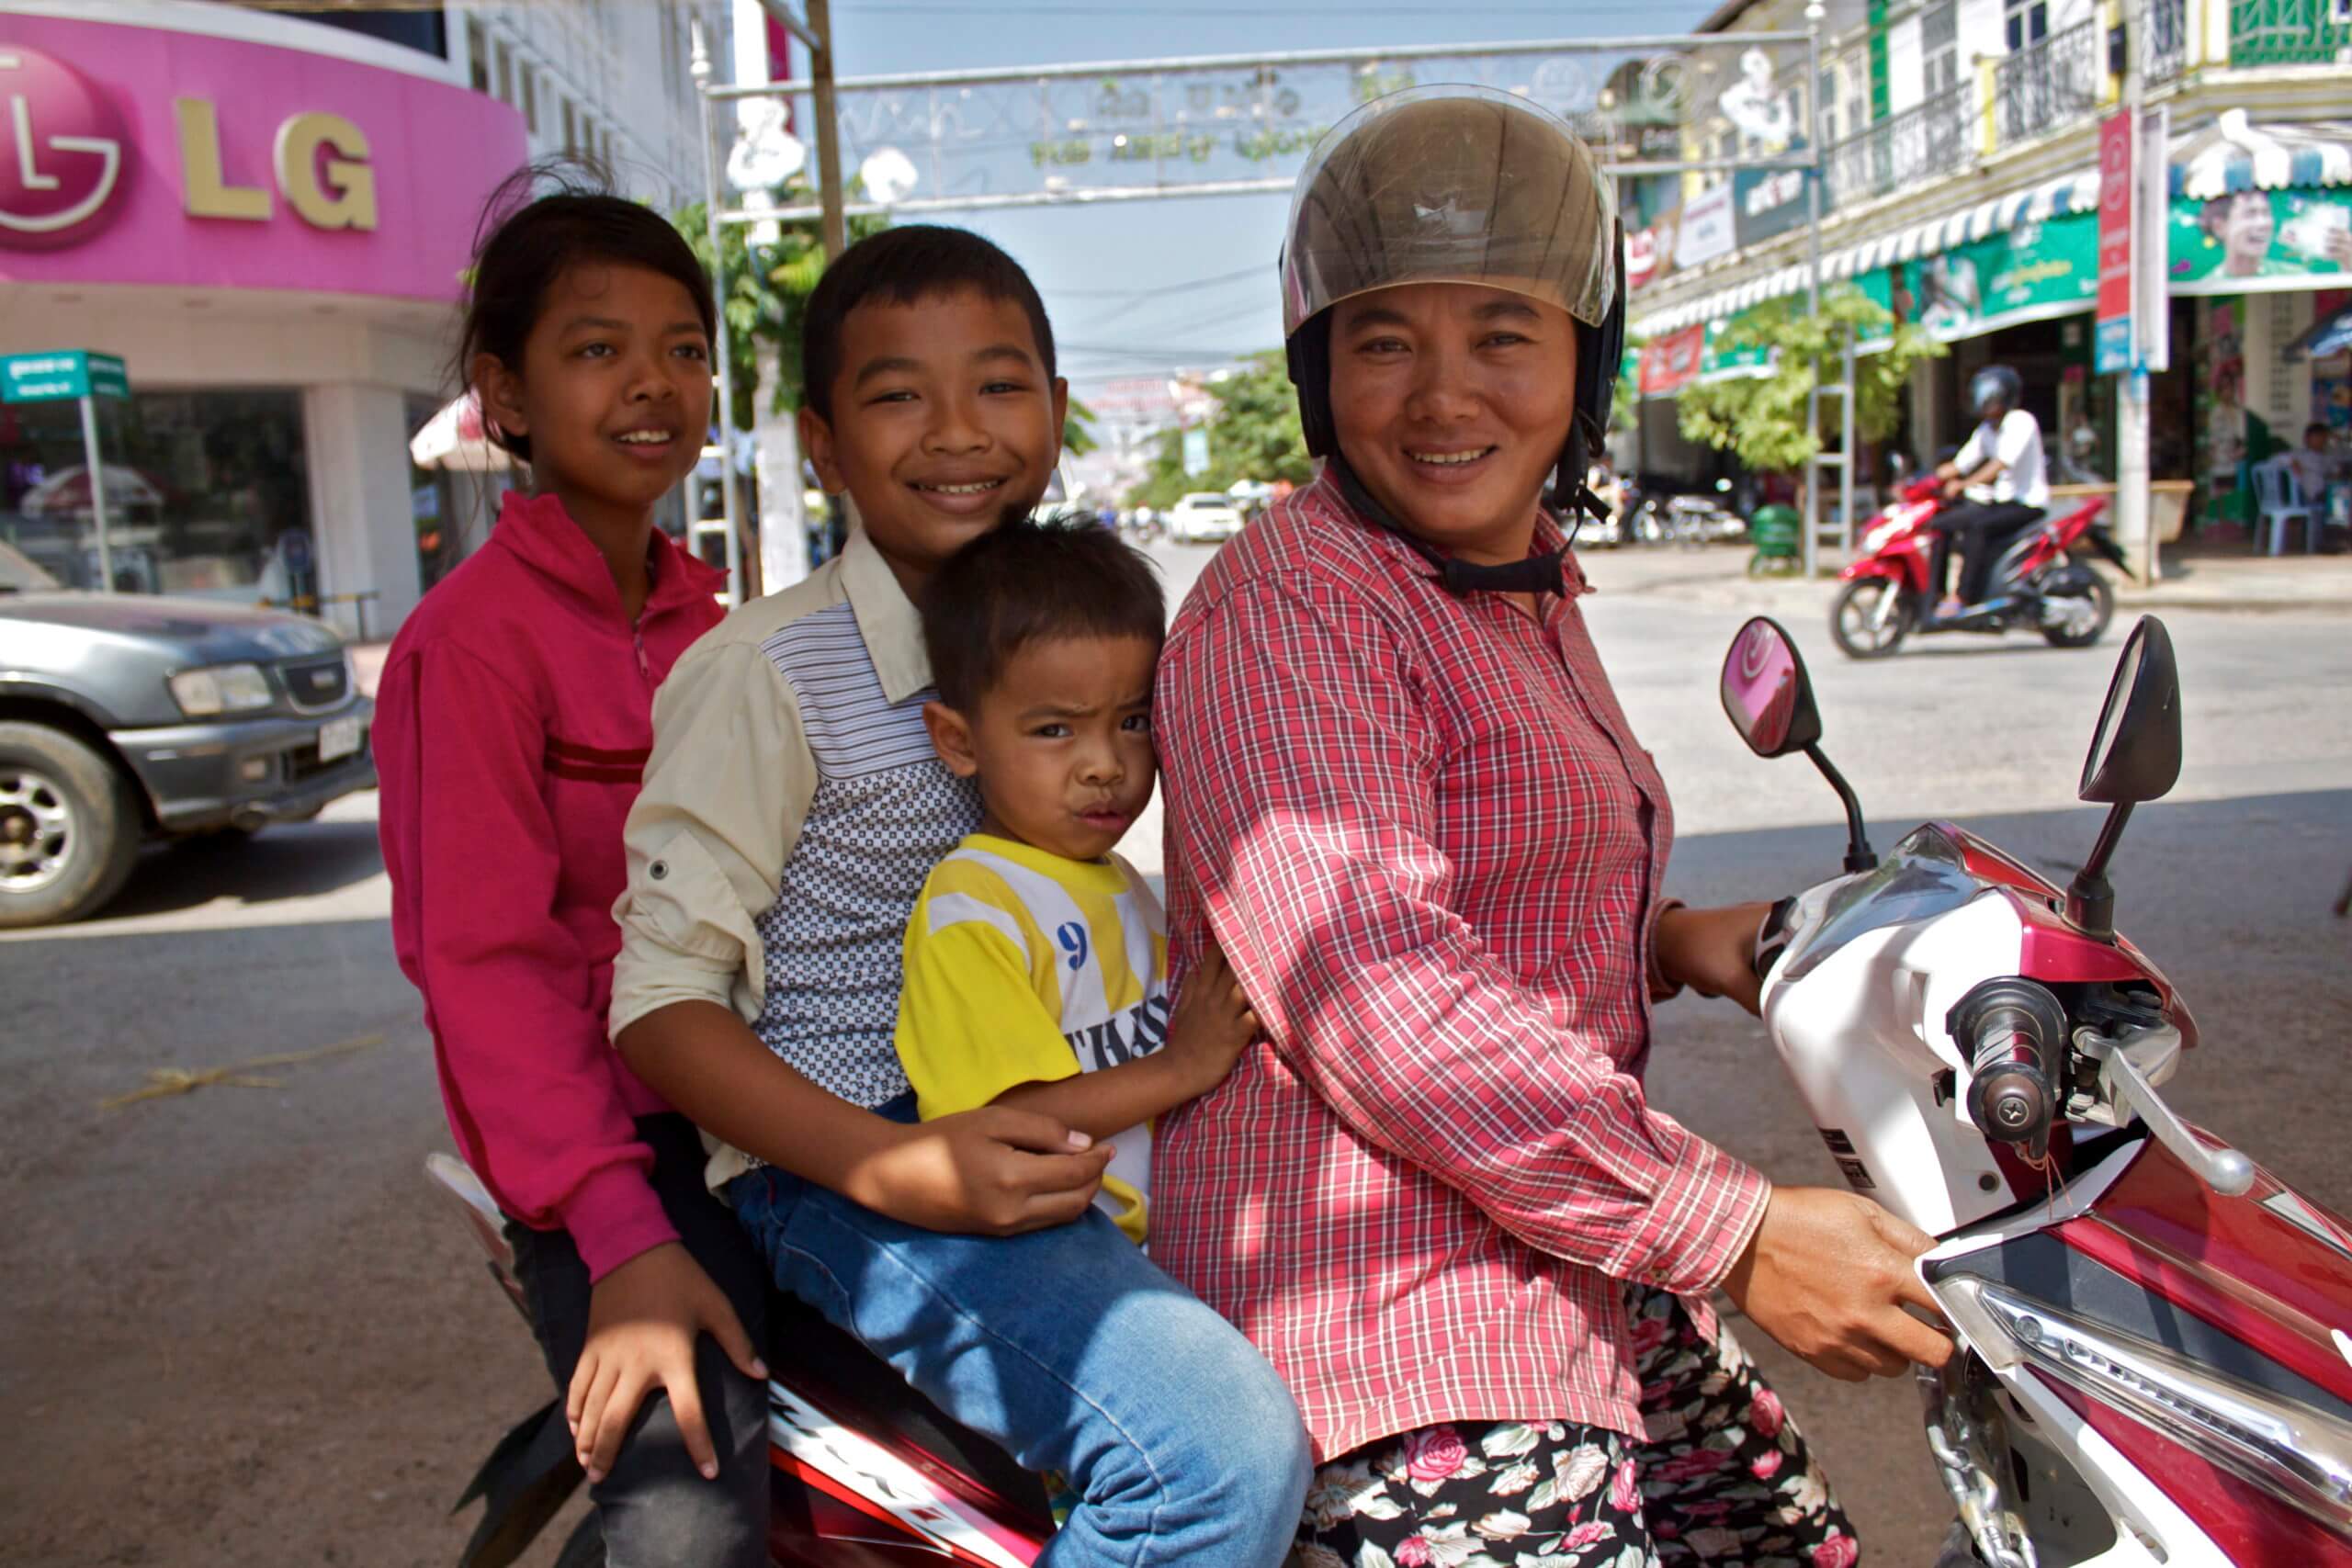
[839,525,934,705]
[491,489,729,623]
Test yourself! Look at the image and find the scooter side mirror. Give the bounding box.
[1720,615,1823,759]
[2066,616,2182,939]
[2079,616,2182,806]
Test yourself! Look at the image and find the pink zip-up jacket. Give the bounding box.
[377,491,727,1281]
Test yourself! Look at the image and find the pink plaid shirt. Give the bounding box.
[1153,474,1771,1461]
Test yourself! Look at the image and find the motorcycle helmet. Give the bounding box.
[1970,365,2024,422]
[1280,85,1625,590]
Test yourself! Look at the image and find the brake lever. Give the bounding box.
[2078,1025,2255,1197]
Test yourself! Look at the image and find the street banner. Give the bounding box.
[2096,110,2133,374]
[2166,185,2352,296]
[1904,211,2099,343]
[1677,184,1736,270]
[1638,323,1705,396]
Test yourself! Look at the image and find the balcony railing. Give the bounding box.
[1823,79,1978,206]
[1993,17,2106,149]
[2143,0,2192,85]
[2229,0,2352,64]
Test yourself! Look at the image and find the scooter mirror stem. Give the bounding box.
[2065,801,2133,939]
[1804,742,1878,874]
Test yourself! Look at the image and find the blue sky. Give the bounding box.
[812,0,1715,396]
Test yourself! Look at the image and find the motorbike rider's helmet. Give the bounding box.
[1280,85,1626,585]
[1970,365,2024,423]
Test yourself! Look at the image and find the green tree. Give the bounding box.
[1673,285,1945,471]
[1125,350,1310,509]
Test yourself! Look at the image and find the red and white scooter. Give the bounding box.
[1829,479,2130,660]
[430,1163,1057,1567]
[1723,615,2352,1566]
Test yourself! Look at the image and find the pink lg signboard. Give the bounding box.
[0,12,527,300]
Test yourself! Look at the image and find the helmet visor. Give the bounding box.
[1281,85,1617,338]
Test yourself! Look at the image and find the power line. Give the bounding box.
[1051,265,1271,300]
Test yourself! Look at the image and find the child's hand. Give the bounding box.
[568,1242,768,1485]
[1160,942,1261,1100]
[846,1106,1115,1235]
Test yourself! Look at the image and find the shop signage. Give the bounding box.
[1,350,129,404]
[0,12,526,301]
[2096,111,2134,374]
[1733,148,1817,250]
[1638,323,1705,396]
[1904,211,2099,343]
[0,48,130,250]
[2166,186,2352,297]
[1628,226,1663,290]
[1677,183,1736,270]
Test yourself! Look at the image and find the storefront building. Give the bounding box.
[0,1,529,636]
[1627,0,2350,545]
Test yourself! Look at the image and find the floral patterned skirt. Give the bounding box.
[1294,1287,1858,1568]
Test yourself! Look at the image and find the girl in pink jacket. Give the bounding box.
[374,180,766,1563]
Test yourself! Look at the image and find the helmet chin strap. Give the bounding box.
[1327,455,1575,597]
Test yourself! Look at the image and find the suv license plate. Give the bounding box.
[318,714,363,762]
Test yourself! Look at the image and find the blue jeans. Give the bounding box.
[729,1103,1309,1567]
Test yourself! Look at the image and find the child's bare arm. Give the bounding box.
[991,945,1259,1136]
[617,1000,1113,1235]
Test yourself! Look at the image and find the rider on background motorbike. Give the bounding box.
[1151,85,1951,1567]
[1932,366,2050,617]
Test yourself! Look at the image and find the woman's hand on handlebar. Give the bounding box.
[1721,1187,1954,1382]
[1657,902,1774,1015]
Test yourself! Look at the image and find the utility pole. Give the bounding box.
[806,0,847,256]
[2115,9,2156,588]
[690,15,745,605]
[1802,0,1832,577]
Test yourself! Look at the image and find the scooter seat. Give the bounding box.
[764,1290,1054,1522]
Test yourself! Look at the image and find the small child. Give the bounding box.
[899,519,1258,1247]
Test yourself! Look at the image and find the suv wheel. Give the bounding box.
[0,722,142,929]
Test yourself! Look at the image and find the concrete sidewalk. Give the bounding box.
[1579,536,2352,616]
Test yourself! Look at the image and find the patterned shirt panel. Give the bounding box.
[749,600,981,1109]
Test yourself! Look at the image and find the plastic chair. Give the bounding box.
[2250,457,2318,556]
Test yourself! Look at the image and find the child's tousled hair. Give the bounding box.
[922,518,1164,714]
[801,225,1056,424]
[456,163,717,465]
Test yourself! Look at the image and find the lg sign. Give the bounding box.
[0,48,128,249]
[1,44,379,251]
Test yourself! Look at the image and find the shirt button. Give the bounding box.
[650,861,668,881]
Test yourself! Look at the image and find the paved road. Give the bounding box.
[4,538,2346,1565]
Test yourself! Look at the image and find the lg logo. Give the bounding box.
[0,47,129,250]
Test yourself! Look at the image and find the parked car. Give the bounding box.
[0,543,376,928]
[1166,491,1245,545]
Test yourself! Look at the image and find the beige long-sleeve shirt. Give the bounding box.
[610,527,981,1185]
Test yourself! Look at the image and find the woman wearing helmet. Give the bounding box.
[1931,366,2050,615]
[1152,87,1950,1563]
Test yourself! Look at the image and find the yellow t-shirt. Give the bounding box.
[894,833,1170,1244]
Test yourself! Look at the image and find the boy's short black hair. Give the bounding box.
[922,519,1165,713]
[802,225,1056,423]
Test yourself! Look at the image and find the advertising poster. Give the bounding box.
[1903,211,2099,342]
[1677,184,1736,270]
[1638,323,1706,396]
[2167,186,2352,295]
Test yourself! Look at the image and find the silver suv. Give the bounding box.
[0,544,375,927]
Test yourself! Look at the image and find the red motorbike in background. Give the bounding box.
[1830,477,2130,659]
